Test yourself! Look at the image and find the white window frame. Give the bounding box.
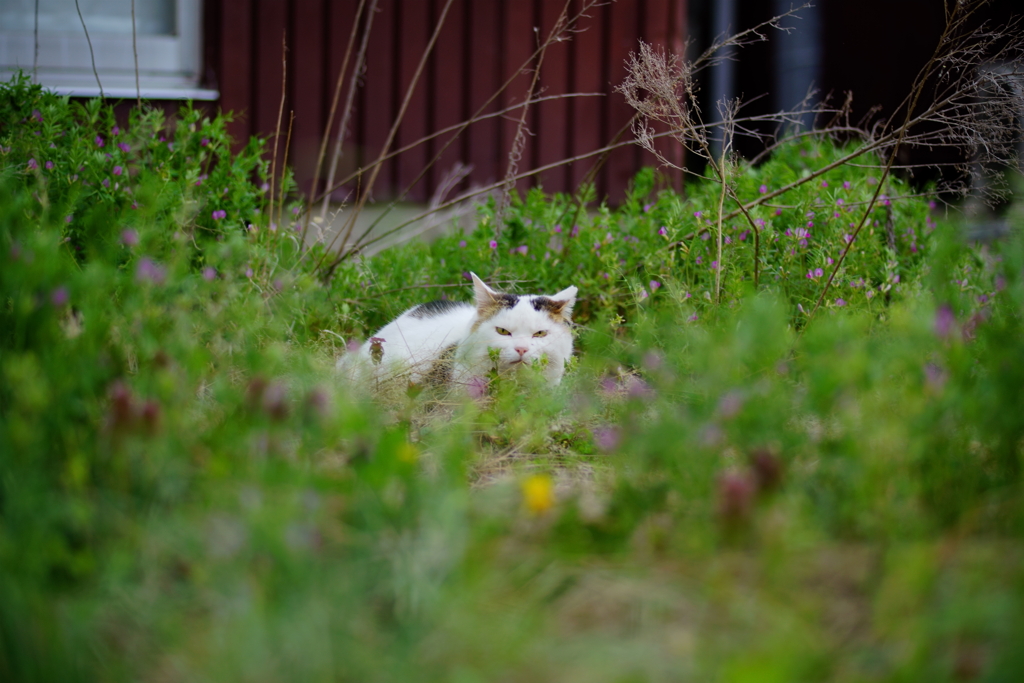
[0,0,217,100]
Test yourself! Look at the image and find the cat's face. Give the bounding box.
[466,273,577,377]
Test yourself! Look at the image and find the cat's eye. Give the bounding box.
[495,327,512,336]
[533,330,548,338]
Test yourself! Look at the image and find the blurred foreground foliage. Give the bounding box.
[2,75,1024,682]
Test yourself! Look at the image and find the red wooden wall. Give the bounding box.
[207,0,686,205]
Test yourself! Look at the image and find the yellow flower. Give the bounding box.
[396,442,419,464]
[521,474,555,515]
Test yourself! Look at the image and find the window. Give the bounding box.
[0,0,216,99]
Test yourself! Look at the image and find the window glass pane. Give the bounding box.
[0,0,176,36]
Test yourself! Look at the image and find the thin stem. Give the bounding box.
[316,0,457,281]
[74,0,103,98]
[269,35,288,237]
[131,0,140,107]
[32,0,39,79]
[313,0,374,226]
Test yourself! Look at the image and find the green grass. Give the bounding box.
[3,74,1024,682]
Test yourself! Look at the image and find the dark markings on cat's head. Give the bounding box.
[476,292,519,321]
[531,296,571,322]
[408,299,469,319]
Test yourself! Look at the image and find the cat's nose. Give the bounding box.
[514,346,528,357]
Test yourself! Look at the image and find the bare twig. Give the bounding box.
[131,0,140,107]
[269,35,288,237]
[310,0,375,229]
[74,0,103,97]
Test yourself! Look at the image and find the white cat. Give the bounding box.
[345,273,578,388]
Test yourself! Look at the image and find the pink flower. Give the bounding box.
[26,158,38,170]
[657,226,667,236]
[136,258,166,285]
[50,286,69,306]
[201,138,210,147]
[843,181,851,190]
[649,280,661,291]
[466,376,489,399]
[774,208,782,216]
[121,229,139,246]
[458,240,466,248]
[95,136,104,147]
[594,427,620,452]
[488,240,497,249]
[821,180,828,188]
[113,165,123,176]
[517,245,528,255]
[759,184,768,194]
[202,267,216,282]
[212,209,227,220]
[118,142,130,153]
[639,289,649,300]
[694,211,702,219]
[112,126,120,136]
[835,298,847,307]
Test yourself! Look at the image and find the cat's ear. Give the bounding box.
[470,272,500,310]
[548,285,578,321]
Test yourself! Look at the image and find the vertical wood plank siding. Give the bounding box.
[216,0,687,205]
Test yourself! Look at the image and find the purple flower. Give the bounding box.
[639,289,649,300]
[866,290,875,300]
[466,376,489,399]
[775,208,782,216]
[657,226,668,237]
[710,261,719,271]
[553,224,562,233]
[815,268,824,278]
[102,178,111,188]
[694,211,702,219]
[112,126,120,136]
[201,138,210,147]
[121,229,139,246]
[517,245,528,255]
[136,258,166,285]
[65,215,73,223]
[488,240,497,249]
[843,181,851,190]
[26,158,38,170]
[643,202,653,213]
[687,313,698,322]
[880,195,891,206]
[759,184,768,194]
[113,165,123,176]
[835,298,846,307]
[118,142,130,153]
[202,266,216,282]
[245,267,254,278]
[50,286,69,306]
[821,180,828,188]
[594,427,620,452]
[570,225,580,238]
[934,304,955,338]
[212,209,227,220]
[44,160,54,171]
[32,109,43,122]
[649,280,661,291]
[95,136,104,147]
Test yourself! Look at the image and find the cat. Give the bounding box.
[344,273,578,388]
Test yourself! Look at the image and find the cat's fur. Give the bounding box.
[345,273,577,387]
